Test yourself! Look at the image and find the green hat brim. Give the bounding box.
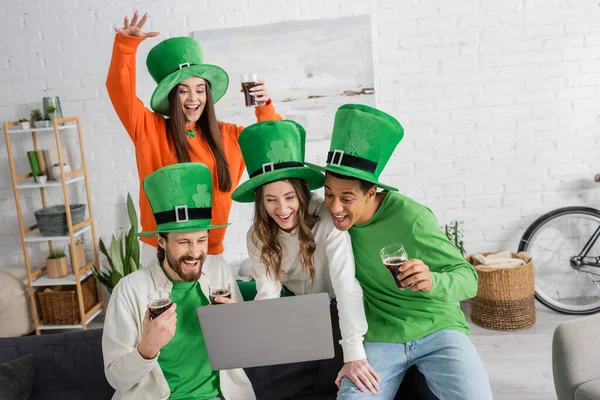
[150,65,229,115]
[232,167,325,203]
[305,162,398,192]
[137,222,230,237]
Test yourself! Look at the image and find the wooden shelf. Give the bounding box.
[24,224,91,243]
[16,174,85,190]
[4,123,77,135]
[31,266,94,287]
[4,116,103,335]
[38,304,103,330]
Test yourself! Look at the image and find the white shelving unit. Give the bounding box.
[3,117,103,335]
[25,225,92,243]
[16,174,85,190]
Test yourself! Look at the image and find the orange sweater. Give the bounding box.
[106,33,282,254]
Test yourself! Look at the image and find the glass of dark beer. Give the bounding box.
[240,73,260,107]
[209,282,232,305]
[380,243,410,290]
[148,290,172,319]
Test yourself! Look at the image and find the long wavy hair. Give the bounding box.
[166,81,232,192]
[253,179,319,283]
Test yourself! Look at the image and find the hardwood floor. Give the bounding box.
[463,301,582,400]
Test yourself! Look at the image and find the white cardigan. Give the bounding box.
[102,254,255,400]
[247,194,368,362]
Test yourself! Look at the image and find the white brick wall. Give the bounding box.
[1,0,600,269]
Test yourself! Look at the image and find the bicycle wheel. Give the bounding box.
[518,206,600,314]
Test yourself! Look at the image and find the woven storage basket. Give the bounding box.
[466,252,536,331]
[34,204,86,236]
[37,275,98,325]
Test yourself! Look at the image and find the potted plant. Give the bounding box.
[93,193,142,294]
[30,109,45,128]
[47,105,57,120]
[50,162,71,180]
[47,250,68,278]
[444,220,466,257]
[42,115,52,127]
[35,174,47,184]
[18,118,30,130]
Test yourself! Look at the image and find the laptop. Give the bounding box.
[197,292,334,370]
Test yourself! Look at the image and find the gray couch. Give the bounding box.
[553,313,600,400]
[0,328,114,399]
[0,324,436,400]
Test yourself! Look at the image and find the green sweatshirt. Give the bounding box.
[158,279,219,399]
[349,191,477,343]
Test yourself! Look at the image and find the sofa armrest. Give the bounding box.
[553,314,600,400]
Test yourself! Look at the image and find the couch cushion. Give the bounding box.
[0,328,114,400]
[0,354,33,400]
[575,379,600,400]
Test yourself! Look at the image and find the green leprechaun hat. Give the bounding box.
[138,163,229,237]
[146,37,229,116]
[231,120,325,203]
[306,104,404,191]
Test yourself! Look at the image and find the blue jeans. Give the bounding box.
[337,330,492,400]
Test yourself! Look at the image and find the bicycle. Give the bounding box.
[518,175,600,314]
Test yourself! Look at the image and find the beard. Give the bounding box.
[165,250,206,282]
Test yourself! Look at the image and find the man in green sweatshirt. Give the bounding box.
[307,104,492,400]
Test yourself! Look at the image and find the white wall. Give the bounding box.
[1,0,600,269]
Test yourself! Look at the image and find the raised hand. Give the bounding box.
[115,11,159,39]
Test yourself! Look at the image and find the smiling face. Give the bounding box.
[156,230,208,282]
[177,76,207,124]
[261,180,300,232]
[323,173,378,231]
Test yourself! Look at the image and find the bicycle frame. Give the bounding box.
[571,224,600,276]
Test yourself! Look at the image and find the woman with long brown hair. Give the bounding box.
[231,120,380,394]
[106,11,281,264]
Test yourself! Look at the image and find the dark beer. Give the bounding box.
[209,289,232,305]
[149,298,172,319]
[241,81,260,107]
[384,256,406,289]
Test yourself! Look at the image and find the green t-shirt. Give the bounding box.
[158,279,219,399]
[349,191,478,343]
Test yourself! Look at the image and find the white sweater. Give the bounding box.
[247,194,368,362]
[102,254,255,400]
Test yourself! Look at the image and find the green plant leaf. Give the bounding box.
[110,234,124,276]
[266,140,292,163]
[129,258,139,273]
[99,238,114,271]
[96,192,142,292]
[110,269,123,289]
[127,193,138,233]
[125,231,134,270]
[132,237,140,269]
[92,266,114,293]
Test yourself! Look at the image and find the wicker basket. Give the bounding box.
[466,252,536,331]
[37,275,98,325]
[34,204,86,236]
